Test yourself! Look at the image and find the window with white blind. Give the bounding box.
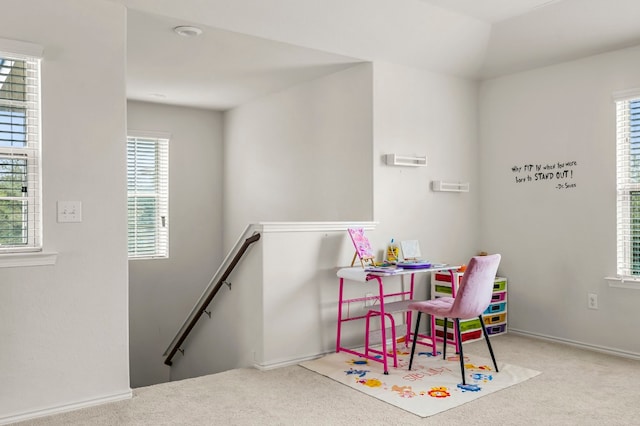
[616,92,640,277]
[0,45,42,252]
[127,134,169,259]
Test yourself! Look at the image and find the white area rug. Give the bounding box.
[301,345,541,418]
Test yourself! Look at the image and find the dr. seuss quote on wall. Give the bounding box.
[511,161,577,190]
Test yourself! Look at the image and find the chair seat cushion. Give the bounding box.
[408,297,455,316]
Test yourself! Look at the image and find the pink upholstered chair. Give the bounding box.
[408,254,501,385]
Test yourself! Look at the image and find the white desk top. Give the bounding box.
[336,264,458,282]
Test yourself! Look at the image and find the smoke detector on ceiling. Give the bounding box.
[173,26,203,37]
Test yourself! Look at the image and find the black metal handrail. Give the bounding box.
[164,232,261,366]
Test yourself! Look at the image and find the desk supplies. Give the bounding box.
[386,238,399,262]
[396,260,432,269]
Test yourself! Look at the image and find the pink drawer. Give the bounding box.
[491,291,506,303]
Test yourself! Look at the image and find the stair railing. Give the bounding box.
[163,226,261,366]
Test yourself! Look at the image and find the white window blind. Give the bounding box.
[127,135,169,259]
[0,49,42,252]
[616,95,640,277]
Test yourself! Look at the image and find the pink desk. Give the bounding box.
[335,264,458,374]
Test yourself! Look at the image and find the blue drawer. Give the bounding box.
[483,302,506,315]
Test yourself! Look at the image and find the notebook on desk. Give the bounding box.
[364,265,404,274]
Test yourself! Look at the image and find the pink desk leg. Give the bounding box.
[336,278,345,353]
[404,273,416,345]
[372,276,391,374]
[336,273,410,374]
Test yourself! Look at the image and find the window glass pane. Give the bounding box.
[127,139,158,193]
[0,58,26,102]
[0,157,28,246]
[0,199,27,245]
[0,107,26,148]
[128,196,158,255]
[0,157,27,197]
[633,191,640,274]
[630,100,640,183]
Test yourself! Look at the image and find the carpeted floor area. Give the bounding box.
[13,333,640,425]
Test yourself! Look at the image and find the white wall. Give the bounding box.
[479,44,640,356]
[169,225,264,381]
[168,61,483,378]
[223,63,374,249]
[168,63,375,379]
[371,62,481,300]
[168,222,379,381]
[258,224,388,366]
[0,0,130,423]
[126,101,224,387]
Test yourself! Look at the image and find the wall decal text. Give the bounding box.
[511,161,577,189]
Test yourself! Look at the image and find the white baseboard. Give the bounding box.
[0,389,133,425]
[253,351,332,371]
[509,328,640,361]
[256,331,640,371]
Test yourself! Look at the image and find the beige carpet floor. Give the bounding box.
[14,334,640,425]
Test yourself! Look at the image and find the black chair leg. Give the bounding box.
[455,318,466,385]
[478,315,499,372]
[408,312,422,371]
[442,317,447,359]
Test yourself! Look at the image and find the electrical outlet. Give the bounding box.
[588,293,598,310]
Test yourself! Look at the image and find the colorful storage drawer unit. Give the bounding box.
[431,273,508,342]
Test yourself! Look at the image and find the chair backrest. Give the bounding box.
[449,254,501,319]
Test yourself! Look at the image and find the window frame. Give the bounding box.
[615,90,640,278]
[127,131,170,260]
[0,40,43,254]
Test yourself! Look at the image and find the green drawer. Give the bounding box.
[435,317,481,332]
[493,278,506,292]
[435,285,452,294]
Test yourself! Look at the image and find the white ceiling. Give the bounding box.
[419,0,563,23]
[112,0,640,110]
[127,10,361,110]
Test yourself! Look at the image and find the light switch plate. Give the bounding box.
[57,201,82,223]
